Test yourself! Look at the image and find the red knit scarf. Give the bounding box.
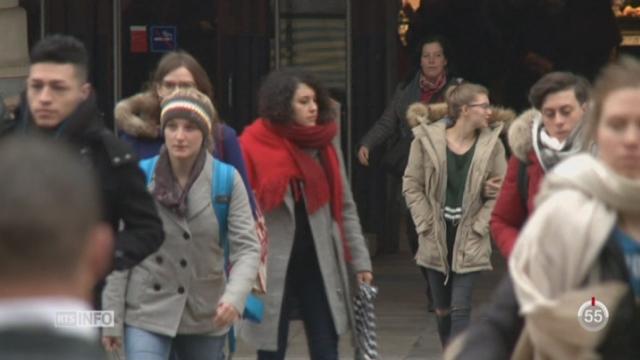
[419,72,447,103]
[240,118,352,261]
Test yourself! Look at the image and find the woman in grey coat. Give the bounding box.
[101,88,260,360]
[239,68,373,359]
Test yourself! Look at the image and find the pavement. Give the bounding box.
[233,236,508,360]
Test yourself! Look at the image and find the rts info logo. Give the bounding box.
[55,311,115,328]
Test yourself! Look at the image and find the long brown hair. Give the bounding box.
[148,51,214,101]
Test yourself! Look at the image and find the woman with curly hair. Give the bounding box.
[239,68,373,359]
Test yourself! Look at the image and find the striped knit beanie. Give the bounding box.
[160,88,217,143]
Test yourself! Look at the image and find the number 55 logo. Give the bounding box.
[577,297,609,332]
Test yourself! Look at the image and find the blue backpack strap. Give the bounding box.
[212,158,235,266]
[138,155,160,185]
[210,158,237,352]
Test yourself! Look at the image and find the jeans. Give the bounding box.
[125,325,226,360]
[426,269,478,346]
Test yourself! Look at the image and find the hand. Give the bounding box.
[484,176,503,199]
[4,95,20,113]
[357,271,373,285]
[101,336,122,352]
[213,302,240,328]
[357,146,370,166]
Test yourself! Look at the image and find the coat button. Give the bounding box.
[178,286,185,294]
[183,232,190,240]
[153,283,161,291]
[180,259,187,268]
[156,256,163,264]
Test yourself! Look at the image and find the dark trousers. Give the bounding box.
[258,201,338,360]
[426,269,477,347]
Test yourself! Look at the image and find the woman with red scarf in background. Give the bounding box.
[239,68,373,360]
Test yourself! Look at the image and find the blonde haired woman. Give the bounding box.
[403,82,507,347]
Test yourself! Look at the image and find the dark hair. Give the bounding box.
[528,71,590,110]
[0,135,100,280]
[257,68,334,124]
[584,56,640,142]
[30,34,89,82]
[403,34,453,86]
[151,51,214,100]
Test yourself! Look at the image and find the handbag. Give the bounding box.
[353,283,379,360]
[380,135,412,177]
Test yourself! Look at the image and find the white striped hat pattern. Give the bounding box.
[160,94,214,135]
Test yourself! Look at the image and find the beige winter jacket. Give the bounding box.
[403,102,509,275]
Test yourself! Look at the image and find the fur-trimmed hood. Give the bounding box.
[406,101,516,133]
[114,91,161,138]
[507,108,539,162]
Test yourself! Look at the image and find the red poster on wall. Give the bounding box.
[130,26,148,53]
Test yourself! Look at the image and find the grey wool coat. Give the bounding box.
[102,155,260,337]
[238,141,373,351]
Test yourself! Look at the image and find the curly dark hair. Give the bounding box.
[257,68,334,125]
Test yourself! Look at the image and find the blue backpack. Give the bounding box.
[139,156,263,351]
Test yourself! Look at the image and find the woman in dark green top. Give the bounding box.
[403,82,507,348]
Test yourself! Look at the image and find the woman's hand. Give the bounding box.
[101,336,122,352]
[484,176,503,199]
[357,146,370,166]
[213,302,240,328]
[357,271,373,285]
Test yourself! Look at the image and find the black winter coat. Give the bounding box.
[0,93,164,271]
[358,72,455,151]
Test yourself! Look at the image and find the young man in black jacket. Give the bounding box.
[0,34,164,307]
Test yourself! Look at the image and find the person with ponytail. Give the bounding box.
[239,68,373,359]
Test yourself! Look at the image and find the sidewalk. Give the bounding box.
[234,245,507,359]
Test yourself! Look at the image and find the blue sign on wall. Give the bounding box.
[150,26,177,52]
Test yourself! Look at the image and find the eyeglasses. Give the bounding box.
[467,102,491,110]
[160,81,196,92]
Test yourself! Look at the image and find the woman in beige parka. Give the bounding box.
[403,82,508,348]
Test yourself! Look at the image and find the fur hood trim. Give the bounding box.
[114,91,161,138]
[507,108,540,162]
[406,101,516,132]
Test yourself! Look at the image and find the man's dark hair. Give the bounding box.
[0,135,101,281]
[258,68,334,125]
[528,72,590,110]
[30,34,89,82]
